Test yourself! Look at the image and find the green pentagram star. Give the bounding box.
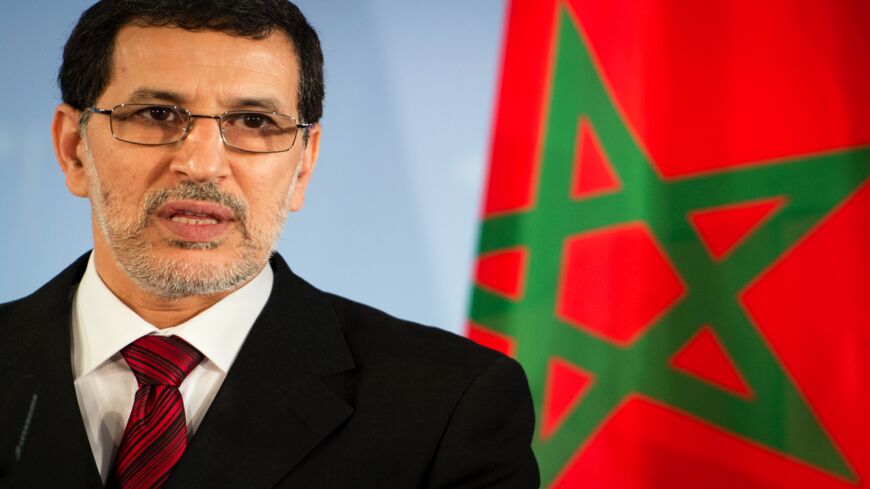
[469,6,869,485]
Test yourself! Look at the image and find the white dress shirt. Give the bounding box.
[71,253,273,483]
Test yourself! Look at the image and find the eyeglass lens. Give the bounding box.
[108,104,299,152]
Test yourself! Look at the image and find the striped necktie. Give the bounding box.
[109,335,204,489]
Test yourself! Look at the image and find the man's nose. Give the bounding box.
[168,117,230,183]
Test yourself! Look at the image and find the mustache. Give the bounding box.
[142,181,249,224]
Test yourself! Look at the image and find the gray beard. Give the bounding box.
[86,164,296,299]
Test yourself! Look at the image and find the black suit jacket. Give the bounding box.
[0,253,539,488]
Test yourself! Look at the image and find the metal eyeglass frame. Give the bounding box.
[87,104,312,153]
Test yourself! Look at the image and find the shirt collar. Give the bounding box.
[72,252,273,379]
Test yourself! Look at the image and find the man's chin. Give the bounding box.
[167,239,223,251]
[130,261,261,299]
[115,243,268,299]
[155,235,237,258]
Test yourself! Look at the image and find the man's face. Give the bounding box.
[62,26,318,298]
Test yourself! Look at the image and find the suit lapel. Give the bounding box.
[0,254,102,488]
[167,254,355,489]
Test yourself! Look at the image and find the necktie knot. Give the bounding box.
[121,335,203,387]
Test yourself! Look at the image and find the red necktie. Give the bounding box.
[110,335,204,489]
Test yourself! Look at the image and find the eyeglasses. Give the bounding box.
[87,104,311,153]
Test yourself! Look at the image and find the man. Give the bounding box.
[0,1,539,488]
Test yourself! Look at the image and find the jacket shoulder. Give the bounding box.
[323,292,504,373]
[319,293,539,488]
[0,253,89,368]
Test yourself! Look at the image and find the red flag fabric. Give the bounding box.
[469,1,870,487]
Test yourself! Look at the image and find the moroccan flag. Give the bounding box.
[468,0,870,487]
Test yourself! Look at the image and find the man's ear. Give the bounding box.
[52,104,89,198]
[288,123,321,212]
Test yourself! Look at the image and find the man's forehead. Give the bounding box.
[103,25,300,112]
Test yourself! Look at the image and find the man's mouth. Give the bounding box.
[169,211,220,225]
[155,200,237,242]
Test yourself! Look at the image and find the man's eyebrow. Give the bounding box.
[127,88,187,105]
[123,90,288,114]
[228,97,285,114]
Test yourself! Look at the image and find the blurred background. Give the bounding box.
[0,0,507,335]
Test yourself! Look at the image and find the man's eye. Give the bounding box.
[126,106,177,122]
[241,113,273,129]
[145,107,175,122]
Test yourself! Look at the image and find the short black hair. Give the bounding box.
[59,0,324,124]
